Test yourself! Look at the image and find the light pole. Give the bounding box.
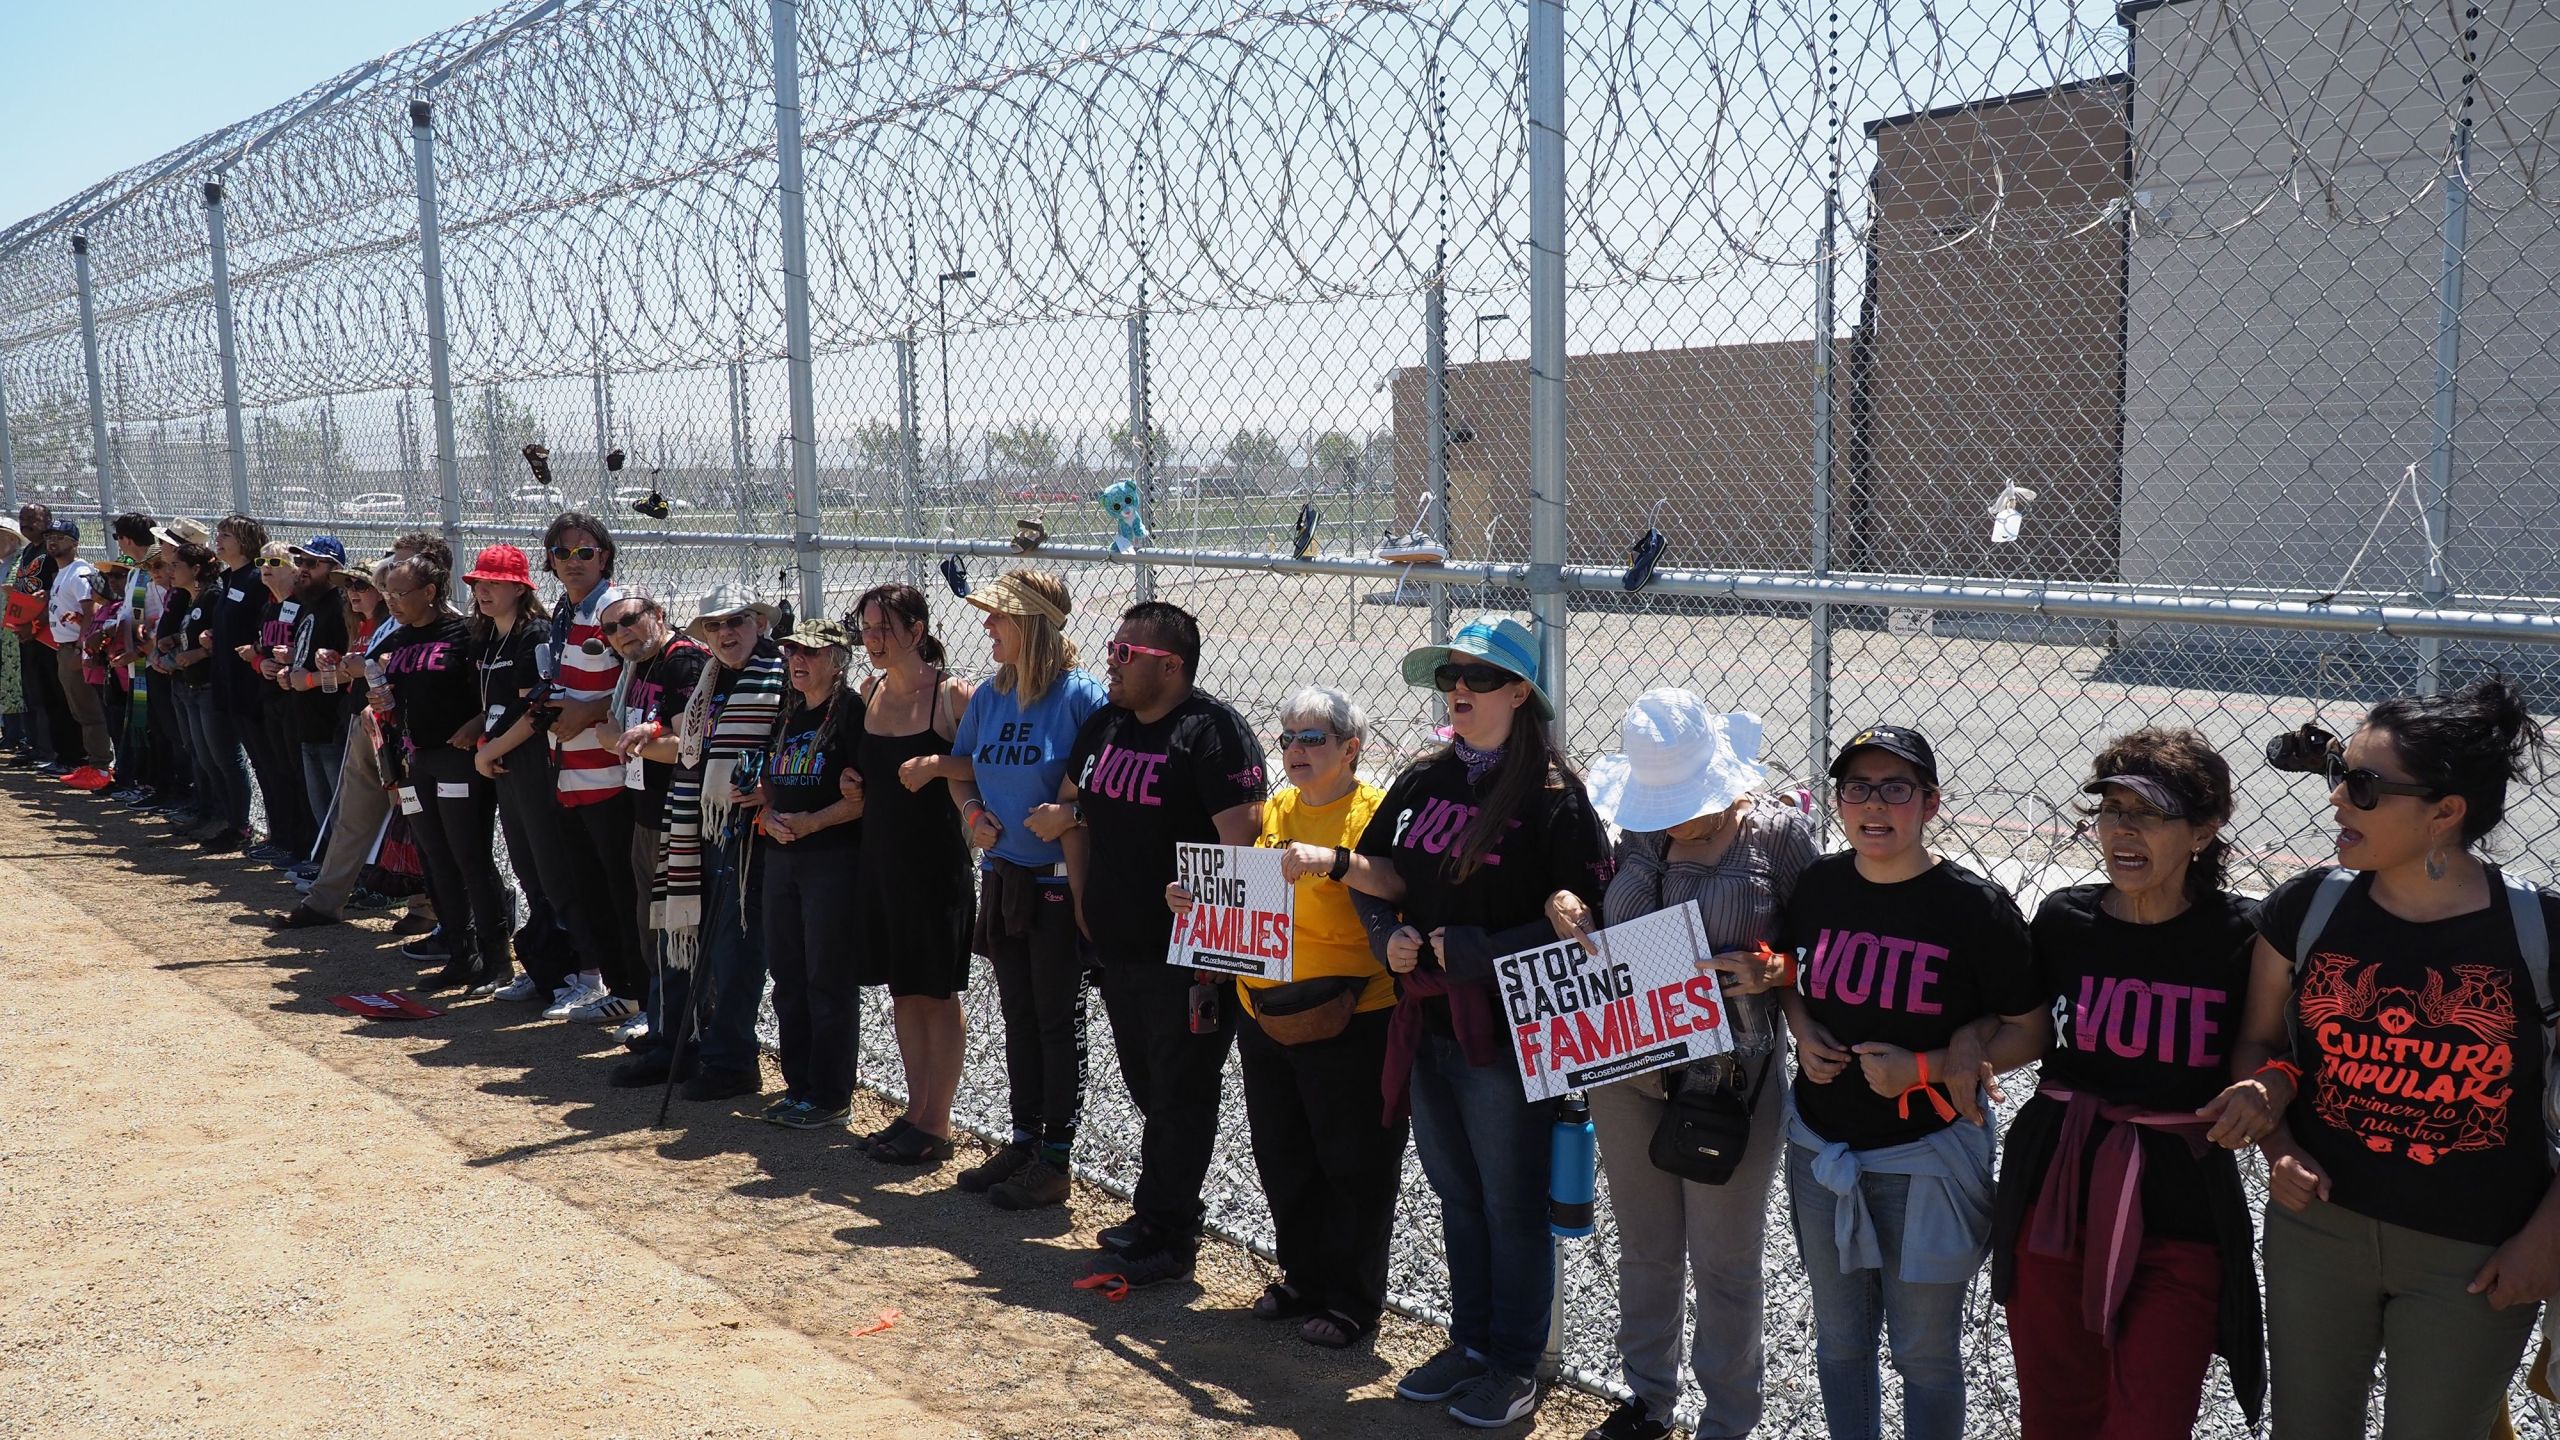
[937,269,975,495]
[1473,311,1511,364]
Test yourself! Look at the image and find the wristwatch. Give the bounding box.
[1328,845,1352,882]
[1068,800,1085,827]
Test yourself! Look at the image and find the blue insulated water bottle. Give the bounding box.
[1549,1092,1597,1238]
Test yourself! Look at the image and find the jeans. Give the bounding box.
[177,686,251,832]
[300,732,345,837]
[1786,1140,1970,1440]
[1407,1027,1556,1378]
[1098,953,1239,1244]
[647,839,765,1079]
[763,841,862,1109]
[1237,1005,1407,1330]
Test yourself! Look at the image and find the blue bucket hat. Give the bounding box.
[1400,614,1552,719]
[290,535,348,567]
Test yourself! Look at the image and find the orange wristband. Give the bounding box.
[1896,1051,1959,1123]
[2254,1059,2303,1089]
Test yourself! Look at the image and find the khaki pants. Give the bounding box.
[305,721,433,923]
[53,642,110,769]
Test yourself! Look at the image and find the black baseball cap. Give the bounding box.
[1829,724,1939,787]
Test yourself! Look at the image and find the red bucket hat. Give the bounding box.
[463,544,534,588]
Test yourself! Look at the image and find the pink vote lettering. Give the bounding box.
[2071,976,2226,1068]
[1802,928,1946,1014]
[1085,743,1167,806]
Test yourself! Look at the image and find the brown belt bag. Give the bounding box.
[1248,975,1364,1045]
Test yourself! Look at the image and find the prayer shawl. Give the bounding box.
[653,644,785,970]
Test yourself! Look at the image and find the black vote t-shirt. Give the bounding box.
[1779,854,2040,1150]
[206,563,267,715]
[1065,689,1269,961]
[2016,884,2259,1241]
[473,621,543,742]
[1357,750,1615,946]
[2261,865,2558,1247]
[623,638,709,832]
[762,694,866,852]
[285,592,350,743]
[378,614,478,755]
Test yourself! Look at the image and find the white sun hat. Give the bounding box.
[1585,689,1767,835]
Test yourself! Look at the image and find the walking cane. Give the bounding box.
[655,955,706,1128]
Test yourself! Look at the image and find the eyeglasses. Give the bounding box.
[1273,728,1333,751]
[1836,779,1925,806]
[2325,753,2443,810]
[255,556,289,569]
[1107,639,1177,667]
[2094,804,2178,831]
[381,586,419,602]
[547,545,602,562]
[600,610,655,635]
[292,558,331,570]
[1432,662,1517,694]
[703,613,756,632]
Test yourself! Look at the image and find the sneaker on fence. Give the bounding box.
[1446,1372,1539,1430]
[1581,1398,1671,1440]
[956,1142,1037,1195]
[490,970,544,1002]
[542,976,607,1020]
[1395,1346,1488,1403]
[566,992,639,1025]
[989,1157,1071,1211]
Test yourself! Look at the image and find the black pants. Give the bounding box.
[763,841,862,1109]
[22,635,69,763]
[1238,1004,1407,1329]
[106,678,132,785]
[246,699,313,854]
[564,791,647,999]
[1099,954,1238,1244]
[405,745,512,967]
[987,876,1088,1150]
[493,754,582,992]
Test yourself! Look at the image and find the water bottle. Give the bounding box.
[362,655,390,703]
[1549,1091,1597,1238]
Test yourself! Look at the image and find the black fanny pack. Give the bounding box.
[1649,1050,1771,1185]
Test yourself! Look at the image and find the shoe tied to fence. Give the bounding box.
[1394,1346,1489,1403]
[1582,1397,1671,1440]
[988,1157,1071,1211]
[59,766,114,791]
[543,976,608,1020]
[956,1141,1037,1195]
[1446,1371,1539,1430]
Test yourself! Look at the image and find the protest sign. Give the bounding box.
[1494,900,1732,1101]
[328,991,444,1021]
[1165,842,1295,981]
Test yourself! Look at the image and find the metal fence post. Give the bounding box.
[0,346,16,513]
[203,180,253,518]
[895,334,923,590]
[1809,189,1838,778]
[1128,309,1155,604]
[591,364,613,514]
[70,235,114,525]
[1525,0,1568,729]
[2417,115,2473,696]
[1424,277,1451,644]
[410,99,464,548]
[768,0,825,622]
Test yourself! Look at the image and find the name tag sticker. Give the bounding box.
[435,781,471,798]
[397,786,424,815]
[226,587,244,602]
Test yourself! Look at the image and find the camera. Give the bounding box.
[2265,721,2341,775]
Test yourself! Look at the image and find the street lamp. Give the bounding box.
[1472,311,1511,365]
[937,269,976,495]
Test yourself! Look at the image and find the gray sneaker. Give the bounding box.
[1394,1345,1487,1403]
[773,1101,851,1130]
[1447,1371,1538,1430]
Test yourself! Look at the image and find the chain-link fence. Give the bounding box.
[7,0,2560,1433]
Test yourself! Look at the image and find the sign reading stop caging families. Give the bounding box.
[1165,842,1295,981]
[1495,900,1733,1102]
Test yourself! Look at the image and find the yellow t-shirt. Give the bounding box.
[1244,781,1397,1015]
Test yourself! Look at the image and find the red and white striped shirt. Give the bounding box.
[553,583,628,805]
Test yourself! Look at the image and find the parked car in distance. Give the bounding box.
[342,492,409,517]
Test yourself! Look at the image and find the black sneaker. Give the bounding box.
[1096,1214,1161,1256]
[265,905,341,931]
[200,828,248,854]
[391,910,436,937]
[1582,1398,1671,1440]
[609,1049,692,1089]
[345,888,394,913]
[1109,1236,1196,1289]
[956,1142,1036,1194]
[681,1069,760,1103]
[400,931,452,963]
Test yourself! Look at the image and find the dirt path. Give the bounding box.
[0,780,1609,1440]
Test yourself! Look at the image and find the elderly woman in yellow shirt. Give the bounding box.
[1166,684,1401,1350]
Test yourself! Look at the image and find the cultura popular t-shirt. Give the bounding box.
[1065,688,1269,962]
[2262,865,2559,1247]
[1779,853,2039,1150]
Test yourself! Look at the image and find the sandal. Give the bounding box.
[870,1125,954,1166]
[1251,1282,1312,1322]
[1298,1310,1371,1350]
[857,1117,915,1155]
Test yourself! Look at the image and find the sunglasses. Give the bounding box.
[547,545,602,562]
[1107,639,1177,667]
[1274,728,1333,751]
[600,610,655,635]
[2325,753,2443,810]
[1836,779,1925,806]
[703,613,756,632]
[255,556,290,569]
[292,557,332,569]
[1432,662,1517,694]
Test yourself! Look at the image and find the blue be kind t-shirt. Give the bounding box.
[953,666,1107,871]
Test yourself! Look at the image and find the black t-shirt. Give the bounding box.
[166,590,209,690]
[206,564,266,715]
[2261,866,2558,1246]
[472,621,543,742]
[378,615,478,756]
[285,591,350,743]
[763,694,865,852]
[1066,689,1270,961]
[1779,854,2040,1150]
[622,638,708,831]
[2015,884,2259,1241]
[1357,750,1615,938]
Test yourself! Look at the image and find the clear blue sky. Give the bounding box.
[0,0,498,231]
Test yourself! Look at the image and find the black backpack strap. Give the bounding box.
[2498,868,2554,1023]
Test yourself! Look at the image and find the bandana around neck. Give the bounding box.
[1453,735,1504,783]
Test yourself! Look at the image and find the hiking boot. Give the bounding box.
[681,1069,760,1104]
[1582,1398,1671,1440]
[956,1142,1036,1195]
[1395,1346,1489,1403]
[989,1158,1071,1211]
[1447,1372,1539,1430]
[264,905,340,931]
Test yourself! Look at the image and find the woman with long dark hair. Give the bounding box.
[1987,727,2264,1438]
[2215,676,2557,1439]
[755,617,868,1128]
[1347,615,1613,1429]
[847,582,976,1164]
